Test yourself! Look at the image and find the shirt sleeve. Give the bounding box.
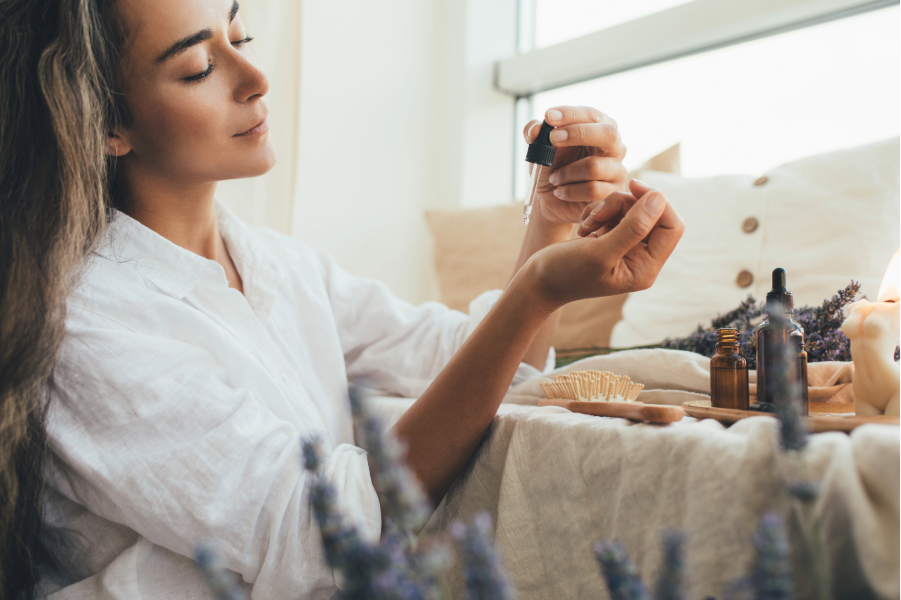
[47,307,380,599]
[317,251,554,398]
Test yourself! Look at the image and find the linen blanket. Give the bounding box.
[369,350,898,599]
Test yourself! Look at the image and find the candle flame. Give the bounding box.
[877,248,900,302]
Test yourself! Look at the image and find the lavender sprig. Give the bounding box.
[194,545,250,600]
[450,512,516,600]
[751,513,792,600]
[663,282,863,368]
[302,438,395,599]
[654,531,686,600]
[349,385,431,535]
[592,539,652,600]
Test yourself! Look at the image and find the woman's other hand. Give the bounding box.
[524,179,685,308]
[523,106,627,227]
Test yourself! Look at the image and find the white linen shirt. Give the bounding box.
[41,201,550,599]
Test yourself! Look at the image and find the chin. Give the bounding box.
[232,144,278,179]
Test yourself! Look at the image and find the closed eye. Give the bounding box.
[184,63,215,82]
[233,36,254,47]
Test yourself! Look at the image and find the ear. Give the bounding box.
[104,131,132,157]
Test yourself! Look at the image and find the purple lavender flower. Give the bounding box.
[786,480,820,503]
[592,539,652,600]
[663,282,862,368]
[450,512,516,600]
[654,531,686,600]
[194,545,250,600]
[349,385,431,535]
[767,319,808,452]
[751,513,792,600]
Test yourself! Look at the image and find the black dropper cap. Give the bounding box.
[525,121,556,167]
[765,268,794,313]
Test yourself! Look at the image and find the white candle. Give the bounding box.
[841,249,900,416]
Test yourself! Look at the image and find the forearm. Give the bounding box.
[510,219,574,369]
[390,271,556,506]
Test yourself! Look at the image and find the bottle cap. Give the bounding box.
[765,268,794,312]
[525,121,557,167]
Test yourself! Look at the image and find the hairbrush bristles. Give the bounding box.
[540,370,644,403]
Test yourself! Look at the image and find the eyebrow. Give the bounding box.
[156,1,240,63]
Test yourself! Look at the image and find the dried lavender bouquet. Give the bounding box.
[661,281,863,369]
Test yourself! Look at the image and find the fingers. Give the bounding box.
[577,191,635,237]
[548,122,626,158]
[523,120,541,143]
[595,189,668,259]
[545,106,615,127]
[548,156,626,187]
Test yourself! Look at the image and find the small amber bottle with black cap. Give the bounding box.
[710,328,750,410]
[752,268,804,412]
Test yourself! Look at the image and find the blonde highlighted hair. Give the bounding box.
[0,0,125,596]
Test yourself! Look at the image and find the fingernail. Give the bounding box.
[632,178,648,187]
[525,122,538,142]
[549,172,560,185]
[644,192,665,215]
[547,109,563,122]
[590,200,606,216]
[550,129,568,144]
[553,187,563,198]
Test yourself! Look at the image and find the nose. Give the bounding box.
[232,51,270,103]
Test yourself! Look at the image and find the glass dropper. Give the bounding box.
[522,121,556,225]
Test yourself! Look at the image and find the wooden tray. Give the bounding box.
[682,400,900,433]
[539,399,684,424]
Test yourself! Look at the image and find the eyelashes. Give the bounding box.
[183,36,255,82]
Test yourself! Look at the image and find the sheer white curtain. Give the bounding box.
[216,0,302,234]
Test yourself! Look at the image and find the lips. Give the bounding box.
[235,116,270,137]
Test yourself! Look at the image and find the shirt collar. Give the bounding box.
[97,199,283,324]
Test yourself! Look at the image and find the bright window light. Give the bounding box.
[531,6,900,178]
[535,0,693,48]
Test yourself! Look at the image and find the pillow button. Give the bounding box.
[753,176,769,186]
[742,217,759,233]
[736,270,754,288]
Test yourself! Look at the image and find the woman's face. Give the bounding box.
[111,0,276,184]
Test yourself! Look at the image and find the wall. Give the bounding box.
[291,0,518,304]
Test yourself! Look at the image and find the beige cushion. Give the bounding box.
[612,137,900,347]
[424,145,681,350]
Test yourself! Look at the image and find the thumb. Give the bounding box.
[599,190,667,257]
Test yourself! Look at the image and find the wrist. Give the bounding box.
[508,254,563,318]
[529,212,575,243]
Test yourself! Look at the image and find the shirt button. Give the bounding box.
[736,270,754,288]
[753,176,769,186]
[742,217,759,233]
[281,373,290,383]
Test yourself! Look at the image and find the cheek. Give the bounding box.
[127,86,228,161]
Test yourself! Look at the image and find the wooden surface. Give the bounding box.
[682,400,899,433]
[539,399,684,424]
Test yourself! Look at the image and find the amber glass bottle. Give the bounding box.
[753,268,804,412]
[710,328,749,410]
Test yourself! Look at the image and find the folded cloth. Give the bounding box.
[506,349,856,408]
[749,361,855,406]
[505,349,712,406]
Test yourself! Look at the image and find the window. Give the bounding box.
[508,0,899,195]
[532,6,900,177]
[535,0,693,48]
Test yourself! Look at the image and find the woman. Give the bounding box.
[0,0,684,598]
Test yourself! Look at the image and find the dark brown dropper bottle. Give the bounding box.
[710,328,749,410]
[752,268,804,412]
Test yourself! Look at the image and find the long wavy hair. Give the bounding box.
[0,0,125,597]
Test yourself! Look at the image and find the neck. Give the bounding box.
[118,166,221,261]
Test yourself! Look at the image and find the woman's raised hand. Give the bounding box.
[523,179,685,308]
[523,106,627,227]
